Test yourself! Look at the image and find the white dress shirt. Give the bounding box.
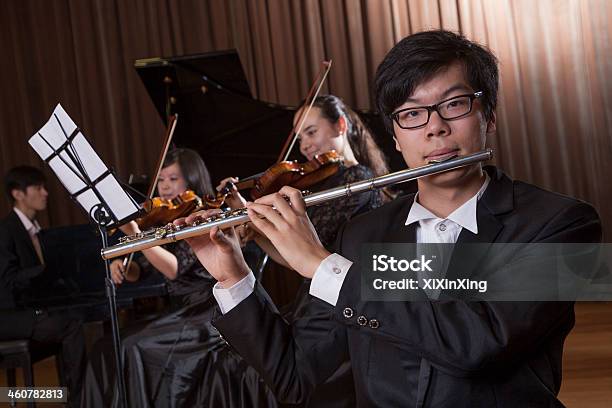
[213,173,490,312]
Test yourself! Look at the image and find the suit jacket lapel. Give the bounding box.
[382,197,418,262]
[8,210,39,264]
[381,192,417,244]
[446,166,512,282]
[445,207,503,281]
[384,222,417,244]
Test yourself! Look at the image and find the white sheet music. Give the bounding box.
[28,103,140,225]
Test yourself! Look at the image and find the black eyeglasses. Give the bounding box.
[390,91,483,129]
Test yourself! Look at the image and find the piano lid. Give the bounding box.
[135,50,297,185]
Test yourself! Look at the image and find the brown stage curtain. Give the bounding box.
[1,0,611,239]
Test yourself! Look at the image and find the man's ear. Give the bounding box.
[335,116,347,137]
[11,189,24,203]
[486,112,497,135]
[394,136,402,152]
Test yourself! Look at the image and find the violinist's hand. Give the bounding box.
[246,186,330,279]
[174,209,251,288]
[216,177,247,209]
[110,259,126,285]
[110,258,140,285]
[119,220,140,236]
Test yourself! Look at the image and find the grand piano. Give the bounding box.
[25,49,409,316]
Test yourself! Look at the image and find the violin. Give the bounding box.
[136,190,227,231]
[123,115,226,232]
[232,151,342,199]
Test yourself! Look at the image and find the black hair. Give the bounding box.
[4,165,46,204]
[307,94,389,177]
[162,148,214,197]
[375,29,498,134]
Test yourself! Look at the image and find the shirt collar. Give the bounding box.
[405,172,490,234]
[13,207,41,234]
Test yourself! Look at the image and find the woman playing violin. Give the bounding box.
[293,94,389,247]
[82,148,276,407]
[224,94,389,259]
[109,147,213,289]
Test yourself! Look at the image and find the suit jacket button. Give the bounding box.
[357,315,368,326]
[343,307,354,319]
[368,319,379,329]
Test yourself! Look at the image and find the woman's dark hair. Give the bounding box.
[308,94,389,177]
[375,30,499,135]
[162,148,214,197]
[4,165,46,204]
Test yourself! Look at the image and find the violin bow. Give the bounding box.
[147,114,179,200]
[233,61,332,191]
[124,114,178,273]
[277,60,332,163]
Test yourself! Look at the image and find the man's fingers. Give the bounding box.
[247,207,276,237]
[253,193,277,206]
[267,192,297,222]
[182,209,222,225]
[209,226,238,251]
[247,201,285,228]
[173,216,187,227]
[278,186,306,215]
[254,190,302,221]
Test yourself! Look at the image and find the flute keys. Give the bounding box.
[154,224,175,239]
[119,231,145,243]
[228,208,243,216]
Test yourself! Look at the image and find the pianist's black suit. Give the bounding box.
[0,209,86,407]
[0,209,51,339]
[213,166,602,407]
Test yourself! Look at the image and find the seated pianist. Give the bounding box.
[0,165,86,407]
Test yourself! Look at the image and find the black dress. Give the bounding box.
[192,165,382,408]
[306,164,381,249]
[82,240,276,407]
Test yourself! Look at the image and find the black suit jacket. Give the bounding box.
[0,210,46,338]
[214,166,602,407]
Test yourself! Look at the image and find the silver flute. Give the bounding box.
[101,149,493,260]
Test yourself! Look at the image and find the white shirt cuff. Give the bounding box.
[213,272,256,314]
[309,253,352,306]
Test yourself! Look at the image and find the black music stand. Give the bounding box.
[29,104,140,408]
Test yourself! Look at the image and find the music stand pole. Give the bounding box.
[91,204,128,408]
[29,105,145,408]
